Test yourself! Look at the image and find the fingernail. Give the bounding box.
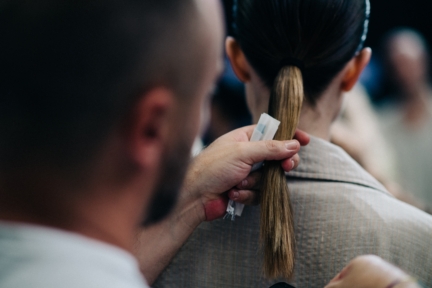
[232,191,239,200]
[241,179,248,188]
[286,141,299,150]
[291,159,296,169]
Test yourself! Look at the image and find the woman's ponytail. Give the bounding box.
[261,65,304,279]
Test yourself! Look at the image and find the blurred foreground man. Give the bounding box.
[0,1,306,287]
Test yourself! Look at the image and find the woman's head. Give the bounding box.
[227,0,371,121]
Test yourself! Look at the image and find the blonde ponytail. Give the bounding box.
[261,66,304,279]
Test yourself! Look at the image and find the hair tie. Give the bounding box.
[280,57,305,72]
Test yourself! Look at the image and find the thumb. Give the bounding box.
[241,139,300,165]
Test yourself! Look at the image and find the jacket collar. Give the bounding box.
[288,136,388,194]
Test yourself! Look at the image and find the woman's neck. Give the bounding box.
[248,80,344,141]
[297,105,334,140]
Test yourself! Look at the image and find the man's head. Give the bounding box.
[0,0,224,228]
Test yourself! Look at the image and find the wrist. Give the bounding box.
[178,157,209,221]
[173,181,206,232]
[179,173,227,223]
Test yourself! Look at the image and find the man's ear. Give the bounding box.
[128,88,174,168]
[225,36,251,83]
[341,48,372,92]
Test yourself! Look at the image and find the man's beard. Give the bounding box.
[142,141,191,226]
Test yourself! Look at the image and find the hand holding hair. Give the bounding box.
[228,129,309,206]
[184,125,309,222]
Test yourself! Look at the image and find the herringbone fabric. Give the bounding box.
[154,137,432,288]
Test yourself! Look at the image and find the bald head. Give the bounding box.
[196,0,225,53]
[0,0,214,180]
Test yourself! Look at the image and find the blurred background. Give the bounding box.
[202,0,432,212]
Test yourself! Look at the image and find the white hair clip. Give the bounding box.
[224,113,280,221]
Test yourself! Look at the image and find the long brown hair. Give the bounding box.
[261,66,303,278]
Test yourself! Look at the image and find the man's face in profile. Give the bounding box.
[143,0,224,226]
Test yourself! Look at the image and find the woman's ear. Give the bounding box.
[225,36,251,83]
[341,48,372,92]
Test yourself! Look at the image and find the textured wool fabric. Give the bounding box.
[154,136,432,288]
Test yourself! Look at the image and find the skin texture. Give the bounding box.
[325,255,420,288]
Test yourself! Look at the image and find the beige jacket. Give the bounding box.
[155,137,432,288]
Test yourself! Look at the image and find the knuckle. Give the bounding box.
[264,140,279,153]
[239,190,258,205]
[293,155,301,165]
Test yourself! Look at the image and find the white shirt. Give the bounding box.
[0,222,150,288]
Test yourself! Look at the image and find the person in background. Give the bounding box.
[153,1,432,287]
[378,28,432,209]
[331,85,429,212]
[331,84,396,183]
[0,0,306,287]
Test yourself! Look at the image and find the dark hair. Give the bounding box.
[233,0,370,104]
[0,0,201,177]
[231,0,370,279]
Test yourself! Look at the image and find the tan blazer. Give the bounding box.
[154,137,432,288]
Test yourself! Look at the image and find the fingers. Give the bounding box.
[237,155,299,190]
[230,154,299,206]
[228,189,260,206]
[242,139,300,165]
[225,126,310,147]
[227,143,301,207]
[204,197,229,222]
[231,172,261,206]
[234,126,310,146]
[242,125,258,139]
[236,171,262,190]
[281,154,300,172]
[225,125,256,141]
[294,129,310,146]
